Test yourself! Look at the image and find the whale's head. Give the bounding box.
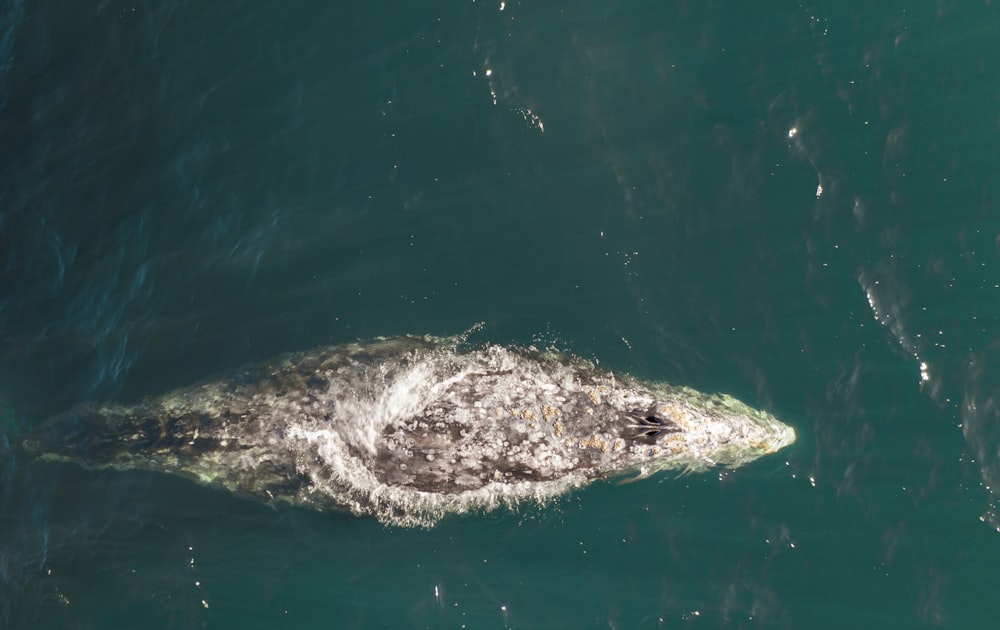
[608,384,795,476]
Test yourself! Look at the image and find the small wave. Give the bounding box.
[0,0,26,113]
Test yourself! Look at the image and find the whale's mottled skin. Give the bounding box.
[23,334,795,527]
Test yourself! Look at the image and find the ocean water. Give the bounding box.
[2,0,999,627]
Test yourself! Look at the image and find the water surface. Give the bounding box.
[2,1,999,627]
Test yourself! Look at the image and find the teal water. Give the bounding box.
[2,0,999,627]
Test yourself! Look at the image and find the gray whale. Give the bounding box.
[24,334,795,527]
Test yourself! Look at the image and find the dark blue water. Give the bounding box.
[2,1,999,627]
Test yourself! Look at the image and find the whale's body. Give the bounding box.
[24,334,795,526]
